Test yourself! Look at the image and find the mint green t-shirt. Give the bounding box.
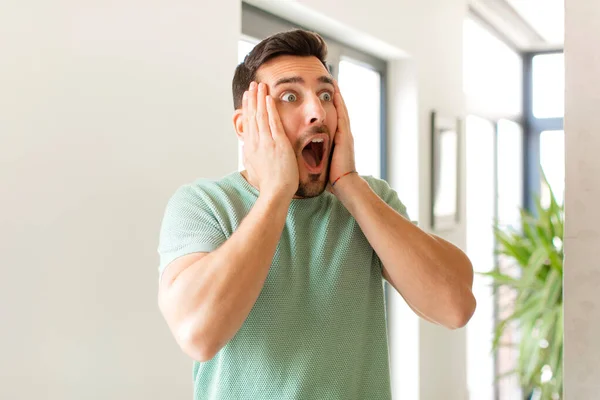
[157,171,411,400]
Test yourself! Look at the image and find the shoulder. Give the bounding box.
[360,175,395,196]
[360,175,413,221]
[160,173,246,224]
[167,173,241,206]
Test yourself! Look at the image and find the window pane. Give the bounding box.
[496,118,524,400]
[338,58,381,179]
[463,18,523,118]
[540,130,565,207]
[532,53,564,119]
[465,115,496,400]
[238,39,256,64]
[497,119,524,229]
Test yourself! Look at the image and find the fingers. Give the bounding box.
[333,80,350,132]
[266,95,286,140]
[256,83,271,141]
[333,80,349,115]
[245,81,259,144]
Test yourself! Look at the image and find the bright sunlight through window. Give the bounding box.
[337,58,382,179]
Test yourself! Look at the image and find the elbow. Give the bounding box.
[176,319,221,363]
[183,338,219,363]
[446,291,477,330]
[158,289,223,363]
[447,260,476,329]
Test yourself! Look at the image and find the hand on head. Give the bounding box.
[327,80,356,191]
[241,81,299,200]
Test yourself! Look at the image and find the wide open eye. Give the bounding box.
[319,92,332,102]
[281,92,298,103]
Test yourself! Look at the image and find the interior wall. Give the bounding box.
[0,1,239,399]
[564,0,600,397]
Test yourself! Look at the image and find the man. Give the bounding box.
[157,29,476,399]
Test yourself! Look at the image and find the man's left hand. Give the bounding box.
[328,80,357,193]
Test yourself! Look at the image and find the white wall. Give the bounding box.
[564,0,600,397]
[1,1,239,399]
[1,0,469,399]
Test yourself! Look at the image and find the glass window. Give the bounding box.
[238,39,257,64]
[465,115,496,400]
[337,58,382,178]
[532,53,564,119]
[497,119,524,230]
[540,130,565,206]
[463,18,523,118]
[496,118,524,400]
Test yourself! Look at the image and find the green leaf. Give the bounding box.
[489,171,563,398]
[492,292,546,350]
[518,246,548,288]
[542,270,563,308]
[495,228,531,266]
[478,270,542,290]
[492,367,518,384]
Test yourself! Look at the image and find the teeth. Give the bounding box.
[311,138,324,143]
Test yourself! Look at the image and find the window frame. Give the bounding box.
[465,115,525,400]
[522,50,564,211]
[464,11,529,400]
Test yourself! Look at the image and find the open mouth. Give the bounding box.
[301,138,325,169]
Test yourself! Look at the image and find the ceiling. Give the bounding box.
[469,0,564,51]
[507,0,564,46]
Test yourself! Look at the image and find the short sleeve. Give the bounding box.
[362,176,419,274]
[363,176,418,226]
[157,184,227,278]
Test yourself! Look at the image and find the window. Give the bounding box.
[465,116,496,400]
[540,130,565,206]
[496,119,524,400]
[464,117,525,400]
[464,15,525,400]
[523,51,564,210]
[239,3,387,179]
[497,120,524,230]
[338,58,382,178]
[238,39,257,66]
[463,17,523,119]
[532,53,564,119]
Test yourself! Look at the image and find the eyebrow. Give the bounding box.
[273,75,334,87]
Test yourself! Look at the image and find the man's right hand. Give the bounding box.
[242,81,299,200]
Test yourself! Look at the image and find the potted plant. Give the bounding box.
[481,175,563,400]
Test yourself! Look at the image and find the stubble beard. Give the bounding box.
[292,124,332,199]
[295,164,330,198]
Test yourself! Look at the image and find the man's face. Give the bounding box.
[256,55,338,198]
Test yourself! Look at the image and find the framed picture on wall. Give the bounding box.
[430,110,461,231]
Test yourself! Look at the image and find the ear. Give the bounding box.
[232,109,244,142]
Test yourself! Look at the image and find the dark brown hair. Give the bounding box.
[232,29,329,109]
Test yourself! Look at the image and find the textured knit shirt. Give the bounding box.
[157,171,411,400]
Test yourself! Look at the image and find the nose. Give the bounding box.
[304,94,326,125]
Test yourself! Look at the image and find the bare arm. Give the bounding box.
[158,82,299,361]
[158,191,291,362]
[333,175,476,329]
[327,80,475,329]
